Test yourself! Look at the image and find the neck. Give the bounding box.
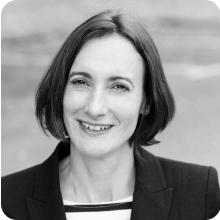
[59,143,135,203]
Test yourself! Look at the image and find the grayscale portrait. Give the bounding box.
[1,0,220,219]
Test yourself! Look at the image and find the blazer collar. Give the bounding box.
[26,142,173,220]
[131,148,173,220]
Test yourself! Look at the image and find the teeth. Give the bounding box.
[81,122,110,131]
[89,125,95,130]
[82,122,89,128]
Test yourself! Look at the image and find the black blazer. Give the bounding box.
[2,142,220,220]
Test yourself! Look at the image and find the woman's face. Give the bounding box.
[63,34,145,158]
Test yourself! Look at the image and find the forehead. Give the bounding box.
[70,34,145,80]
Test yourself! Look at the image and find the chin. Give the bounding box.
[74,140,125,159]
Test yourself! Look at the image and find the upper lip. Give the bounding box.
[78,120,113,127]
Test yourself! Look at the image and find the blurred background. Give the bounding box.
[1,0,220,178]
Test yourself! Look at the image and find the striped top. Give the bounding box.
[63,196,133,220]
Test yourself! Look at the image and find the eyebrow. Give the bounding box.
[69,71,134,87]
[69,71,91,79]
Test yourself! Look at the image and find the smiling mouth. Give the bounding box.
[79,121,112,133]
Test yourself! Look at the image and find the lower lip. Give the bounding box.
[78,121,112,135]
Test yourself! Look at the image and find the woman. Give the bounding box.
[2,10,220,220]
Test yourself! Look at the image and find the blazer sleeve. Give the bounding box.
[206,166,220,219]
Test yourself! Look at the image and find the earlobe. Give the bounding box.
[144,105,150,115]
[141,104,150,115]
[140,93,150,115]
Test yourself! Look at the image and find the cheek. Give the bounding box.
[63,89,86,114]
[113,93,143,114]
[112,96,142,127]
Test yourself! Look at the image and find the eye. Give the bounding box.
[111,84,129,91]
[71,79,90,87]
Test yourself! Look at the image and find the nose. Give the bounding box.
[84,89,108,118]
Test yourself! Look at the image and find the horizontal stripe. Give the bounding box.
[63,196,133,205]
[65,209,131,220]
[64,202,132,212]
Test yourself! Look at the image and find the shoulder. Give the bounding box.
[157,156,219,189]
[157,156,220,218]
[2,164,40,192]
[157,156,210,181]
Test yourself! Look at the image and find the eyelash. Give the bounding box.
[71,80,90,86]
[71,80,129,91]
[111,84,129,91]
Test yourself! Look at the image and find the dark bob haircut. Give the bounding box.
[35,10,175,160]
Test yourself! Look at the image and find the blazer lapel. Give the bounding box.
[26,198,53,220]
[26,142,69,220]
[131,149,173,220]
[26,195,66,220]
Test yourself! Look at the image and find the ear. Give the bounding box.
[140,104,150,115]
[140,92,150,115]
